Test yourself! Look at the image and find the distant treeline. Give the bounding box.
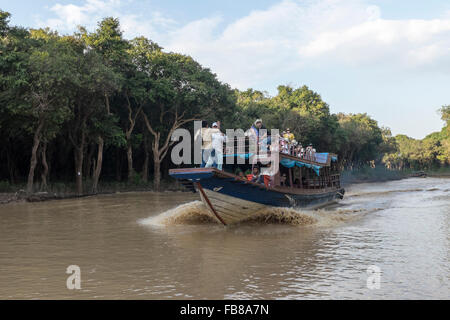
[1,10,449,194]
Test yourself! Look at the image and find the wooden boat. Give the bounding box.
[170,146,344,226]
[409,171,427,178]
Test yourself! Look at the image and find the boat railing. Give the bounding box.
[222,137,331,166]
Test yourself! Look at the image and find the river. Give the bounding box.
[0,177,449,299]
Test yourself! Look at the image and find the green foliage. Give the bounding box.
[233,85,339,150]
[440,105,450,124]
[90,113,126,147]
[0,9,11,36]
[335,113,383,168]
[381,105,450,170]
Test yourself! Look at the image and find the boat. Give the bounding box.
[169,139,345,225]
[409,171,427,178]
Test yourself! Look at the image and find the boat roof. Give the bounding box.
[223,151,338,168]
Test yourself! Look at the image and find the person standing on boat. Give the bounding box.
[195,121,212,167]
[246,119,262,140]
[283,128,295,142]
[206,122,226,170]
[283,129,295,155]
[311,145,317,162]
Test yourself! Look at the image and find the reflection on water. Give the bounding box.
[0,178,449,299]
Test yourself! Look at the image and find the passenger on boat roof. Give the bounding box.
[205,122,226,170]
[283,128,295,142]
[246,119,262,140]
[305,143,317,161]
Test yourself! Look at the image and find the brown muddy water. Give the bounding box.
[0,178,449,299]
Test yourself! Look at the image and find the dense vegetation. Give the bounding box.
[382,106,450,171]
[1,10,449,194]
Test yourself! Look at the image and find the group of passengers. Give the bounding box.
[235,166,273,187]
[197,118,317,173]
[280,128,317,161]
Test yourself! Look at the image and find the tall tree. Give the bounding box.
[67,32,119,195]
[2,28,74,193]
[0,11,31,184]
[122,37,161,181]
[140,51,232,190]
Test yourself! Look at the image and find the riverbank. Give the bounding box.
[0,179,187,205]
[341,167,409,185]
[2,167,449,205]
[342,167,450,185]
[425,167,450,177]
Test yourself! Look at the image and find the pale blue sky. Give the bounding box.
[2,0,450,139]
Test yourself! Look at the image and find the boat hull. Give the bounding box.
[199,187,267,224]
[197,182,343,225]
[170,168,345,226]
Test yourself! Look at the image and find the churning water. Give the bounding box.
[0,177,449,299]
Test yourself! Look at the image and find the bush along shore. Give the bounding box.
[341,166,450,186]
[341,167,411,185]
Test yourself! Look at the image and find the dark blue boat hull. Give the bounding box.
[170,169,344,209]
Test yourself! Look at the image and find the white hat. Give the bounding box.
[212,122,218,127]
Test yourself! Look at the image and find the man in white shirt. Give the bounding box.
[206,122,226,170]
[195,121,212,167]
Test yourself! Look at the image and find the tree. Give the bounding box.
[80,19,126,189]
[0,10,10,36]
[89,113,125,193]
[140,51,233,190]
[122,37,161,181]
[0,11,31,184]
[2,28,74,193]
[67,32,119,195]
[336,113,383,169]
[440,105,450,124]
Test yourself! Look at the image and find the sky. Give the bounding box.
[1,0,450,139]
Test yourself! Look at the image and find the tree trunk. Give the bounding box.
[115,148,122,182]
[6,145,16,185]
[141,111,195,192]
[127,143,134,181]
[92,136,104,194]
[27,120,44,194]
[152,133,162,191]
[142,136,149,183]
[85,144,95,179]
[153,156,161,191]
[74,146,84,195]
[74,126,86,196]
[40,142,49,191]
[124,95,141,183]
